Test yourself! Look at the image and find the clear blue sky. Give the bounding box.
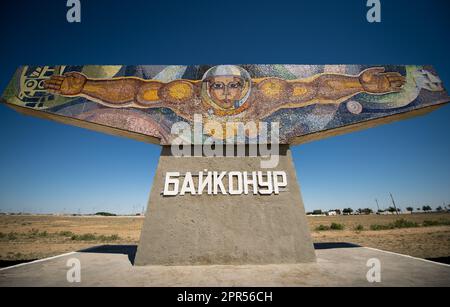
[0,0,449,214]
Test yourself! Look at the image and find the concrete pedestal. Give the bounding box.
[134,145,316,265]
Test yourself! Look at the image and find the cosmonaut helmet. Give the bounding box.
[201,65,252,115]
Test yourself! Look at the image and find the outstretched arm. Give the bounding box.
[254,67,406,112]
[44,72,154,107]
[44,72,199,109]
[312,67,406,102]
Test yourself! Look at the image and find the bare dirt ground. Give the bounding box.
[0,213,449,261]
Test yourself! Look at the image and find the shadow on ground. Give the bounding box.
[313,242,360,249]
[77,242,362,265]
[0,259,38,268]
[79,245,138,264]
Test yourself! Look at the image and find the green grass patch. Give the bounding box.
[315,223,344,231]
[71,233,97,241]
[330,222,345,230]
[422,220,450,227]
[370,224,391,231]
[391,219,418,228]
[315,224,330,231]
[354,224,364,231]
[71,233,120,241]
[370,219,419,231]
[0,229,120,242]
[7,232,18,240]
[58,231,75,237]
[24,229,49,239]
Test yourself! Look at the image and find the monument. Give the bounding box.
[1,64,448,265]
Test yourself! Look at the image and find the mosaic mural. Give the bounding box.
[1,65,448,144]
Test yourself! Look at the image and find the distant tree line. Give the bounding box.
[306,204,449,216]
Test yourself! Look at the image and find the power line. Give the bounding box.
[389,193,399,215]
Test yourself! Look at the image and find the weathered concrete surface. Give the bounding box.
[134,145,316,265]
[1,244,449,286]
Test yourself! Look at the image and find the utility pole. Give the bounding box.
[389,193,399,215]
[375,198,380,212]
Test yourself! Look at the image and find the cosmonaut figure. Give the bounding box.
[44,65,406,130]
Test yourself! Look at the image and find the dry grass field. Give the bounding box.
[309,213,450,259]
[0,212,449,262]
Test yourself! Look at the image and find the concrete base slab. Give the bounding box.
[1,244,449,287]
